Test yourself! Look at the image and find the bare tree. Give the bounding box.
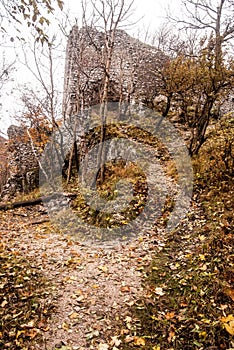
[16,29,68,189]
[173,0,234,66]
[80,0,134,182]
[0,56,15,92]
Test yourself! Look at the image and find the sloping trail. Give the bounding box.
[0,204,169,350]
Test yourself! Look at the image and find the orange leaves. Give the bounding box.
[37,320,50,332]
[98,265,109,273]
[124,335,146,346]
[120,285,131,293]
[225,288,234,302]
[165,311,175,320]
[133,336,146,346]
[68,312,79,320]
[221,315,234,336]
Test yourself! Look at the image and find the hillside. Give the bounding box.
[0,117,233,349]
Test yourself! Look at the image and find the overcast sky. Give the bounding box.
[0,0,178,136]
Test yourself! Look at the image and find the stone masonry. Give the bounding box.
[2,27,168,198]
[1,125,39,199]
[62,26,168,116]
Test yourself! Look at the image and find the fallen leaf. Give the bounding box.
[111,335,121,347]
[25,328,39,339]
[133,336,146,346]
[154,287,165,296]
[1,299,8,307]
[98,343,109,350]
[224,322,234,336]
[62,322,69,330]
[199,254,206,261]
[98,266,108,273]
[120,286,131,293]
[21,320,34,328]
[168,330,175,342]
[69,312,79,320]
[38,320,50,331]
[165,312,175,320]
[221,315,234,323]
[221,315,234,335]
[225,288,234,302]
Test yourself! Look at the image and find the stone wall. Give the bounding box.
[1,27,168,199]
[1,125,39,199]
[62,26,168,117]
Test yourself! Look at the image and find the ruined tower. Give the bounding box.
[62,26,167,117]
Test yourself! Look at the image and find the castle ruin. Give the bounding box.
[62,26,167,116]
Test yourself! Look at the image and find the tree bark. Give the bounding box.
[0,192,77,211]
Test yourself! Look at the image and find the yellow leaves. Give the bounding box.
[198,254,206,261]
[133,336,146,346]
[221,315,234,335]
[199,331,207,338]
[171,262,180,270]
[151,315,158,321]
[152,347,160,350]
[65,257,81,266]
[152,266,158,271]
[124,335,146,346]
[198,235,206,242]
[61,322,69,331]
[201,318,211,324]
[65,275,78,284]
[16,327,39,340]
[69,312,79,320]
[98,265,109,273]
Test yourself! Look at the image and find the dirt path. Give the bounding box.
[0,205,167,350]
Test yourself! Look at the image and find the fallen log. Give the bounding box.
[0,192,77,211]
